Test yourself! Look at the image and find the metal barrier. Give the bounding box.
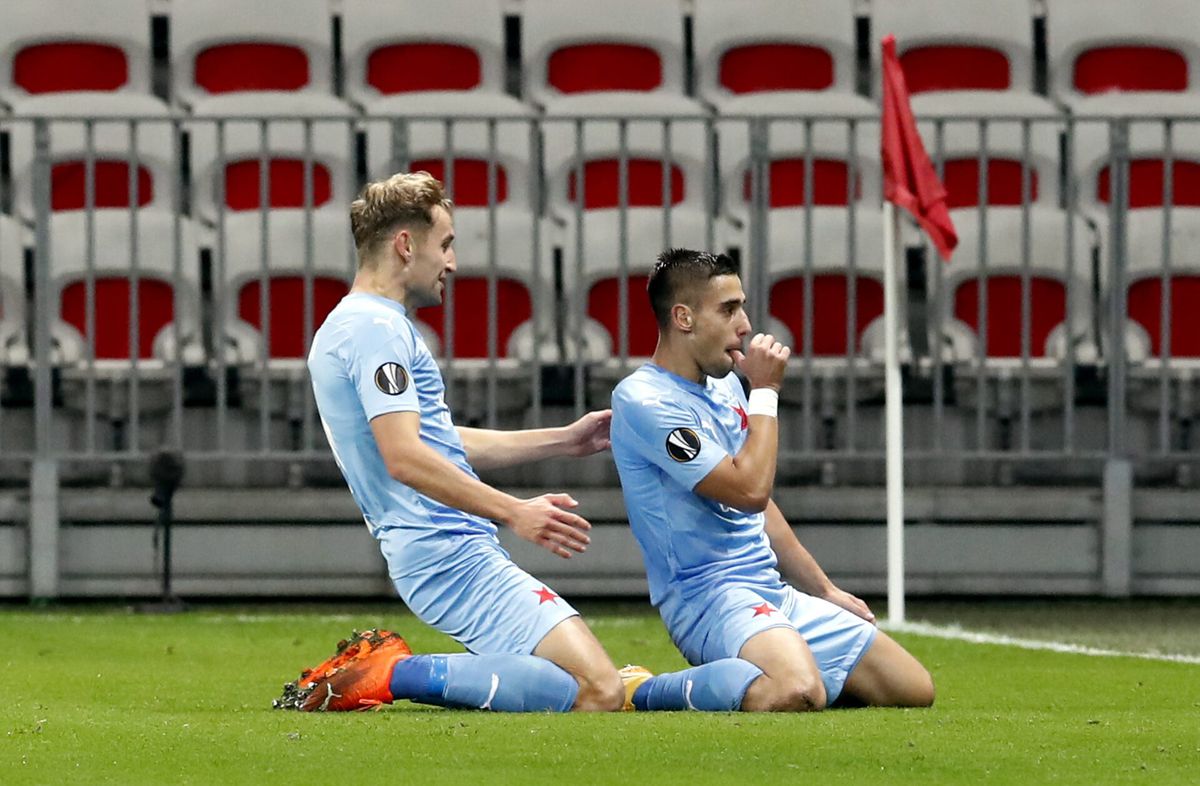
[2,111,1200,484]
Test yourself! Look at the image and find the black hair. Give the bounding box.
[646,248,739,328]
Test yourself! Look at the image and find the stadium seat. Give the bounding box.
[766,209,892,420]
[3,2,173,220]
[47,211,202,367]
[871,0,1059,120]
[871,1,1070,405]
[45,210,203,440]
[1074,117,1200,216]
[932,205,1098,449]
[546,119,713,369]
[363,116,536,215]
[216,208,352,443]
[1114,211,1200,452]
[170,0,341,109]
[720,117,882,232]
[523,0,700,116]
[764,210,889,358]
[693,0,876,118]
[914,115,1061,210]
[342,0,530,117]
[1047,0,1200,117]
[6,106,177,220]
[0,0,163,111]
[1067,109,1200,452]
[937,207,1096,364]
[172,0,353,223]
[1078,120,1200,364]
[1114,211,1200,364]
[219,209,354,367]
[188,109,354,223]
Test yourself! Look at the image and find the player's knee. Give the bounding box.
[910,668,935,708]
[777,675,826,712]
[748,673,826,713]
[573,669,624,712]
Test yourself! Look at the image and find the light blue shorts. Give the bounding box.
[378,527,579,656]
[663,583,877,704]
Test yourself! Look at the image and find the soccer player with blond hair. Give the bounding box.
[298,172,624,713]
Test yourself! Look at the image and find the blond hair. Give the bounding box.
[350,171,453,266]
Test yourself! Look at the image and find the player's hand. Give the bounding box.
[731,333,790,392]
[505,493,592,559]
[563,409,612,456]
[822,586,876,625]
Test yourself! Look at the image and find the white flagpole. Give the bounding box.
[882,200,906,625]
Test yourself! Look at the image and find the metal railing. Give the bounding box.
[1,111,1199,483]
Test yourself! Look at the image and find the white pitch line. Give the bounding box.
[883,620,1200,665]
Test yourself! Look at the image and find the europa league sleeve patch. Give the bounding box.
[374,362,410,396]
[665,427,702,462]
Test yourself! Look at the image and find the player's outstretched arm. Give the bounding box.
[764,499,876,623]
[694,334,789,513]
[457,410,612,471]
[372,411,592,558]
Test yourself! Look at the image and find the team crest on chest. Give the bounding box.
[666,428,702,462]
[374,362,409,395]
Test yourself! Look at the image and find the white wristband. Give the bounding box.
[747,388,779,419]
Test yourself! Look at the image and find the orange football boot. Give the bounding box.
[274,628,413,711]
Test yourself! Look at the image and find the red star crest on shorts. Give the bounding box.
[733,404,749,430]
[751,602,776,617]
[533,586,560,605]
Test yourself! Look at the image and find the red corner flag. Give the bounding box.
[881,35,957,261]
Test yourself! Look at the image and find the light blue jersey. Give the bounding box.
[612,364,876,699]
[307,292,496,542]
[610,364,782,611]
[309,292,577,654]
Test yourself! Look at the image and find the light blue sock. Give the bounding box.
[633,658,763,711]
[389,653,579,712]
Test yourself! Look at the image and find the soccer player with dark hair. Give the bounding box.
[609,248,934,712]
[300,171,624,713]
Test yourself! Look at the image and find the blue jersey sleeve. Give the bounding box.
[615,389,729,492]
[351,332,421,420]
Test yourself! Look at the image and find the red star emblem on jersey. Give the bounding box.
[733,404,749,430]
[751,602,776,617]
[533,586,560,605]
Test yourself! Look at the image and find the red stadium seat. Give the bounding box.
[937,209,1096,364]
[718,44,834,94]
[365,44,482,94]
[410,159,510,207]
[952,277,1067,359]
[872,0,1059,124]
[586,275,657,357]
[1049,0,1200,113]
[48,211,203,366]
[770,275,885,357]
[237,276,349,359]
[1126,277,1200,357]
[418,278,534,359]
[695,0,871,116]
[0,0,158,106]
[220,211,352,364]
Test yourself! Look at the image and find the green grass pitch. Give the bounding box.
[3,600,1199,785]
